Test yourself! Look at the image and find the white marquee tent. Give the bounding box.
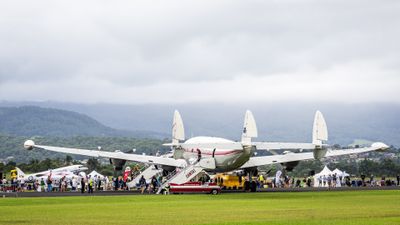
[313,166,349,187]
[88,170,105,179]
[332,168,349,178]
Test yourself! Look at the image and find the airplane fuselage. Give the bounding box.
[180,137,254,173]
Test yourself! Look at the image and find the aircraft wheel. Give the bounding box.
[211,189,219,195]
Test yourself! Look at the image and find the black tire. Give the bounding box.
[211,189,219,195]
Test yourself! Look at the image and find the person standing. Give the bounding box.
[306,177,312,187]
[46,176,53,192]
[93,175,98,191]
[88,176,94,194]
[118,177,124,191]
[370,175,374,187]
[60,176,67,192]
[1,177,7,192]
[332,174,337,188]
[327,175,332,189]
[139,175,146,194]
[151,176,158,193]
[104,176,109,191]
[275,170,282,188]
[40,178,45,192]
[80,178,85,194]
[258,174,265,188]
[97,176,102,191]
[35,179,40,192]
[112,177,118,191]
[397,174,400,186]
[71,176,77,191]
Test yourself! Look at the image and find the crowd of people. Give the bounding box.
[0,174,110,193]
[2,173,400,193]
[272,173,400,189]
[0,173,164,194]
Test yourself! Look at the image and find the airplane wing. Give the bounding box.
[27,142,184,168]
[166,142,315,150]
[253,142,316,150]
[240,142,388,168]
[164,142,243,150]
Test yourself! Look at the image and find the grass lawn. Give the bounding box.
[0,190,399,225]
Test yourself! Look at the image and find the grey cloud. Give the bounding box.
[0,0,399,102]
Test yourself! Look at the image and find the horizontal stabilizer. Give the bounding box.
[254,142,316,150]
[241,142,389,169]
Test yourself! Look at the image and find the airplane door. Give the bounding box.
[197,149,201,162]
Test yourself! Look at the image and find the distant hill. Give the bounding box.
[1,102,399,146]
[0,106,167,138]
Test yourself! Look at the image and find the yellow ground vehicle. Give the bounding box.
[10,169,17,179]
[214,174,245,190]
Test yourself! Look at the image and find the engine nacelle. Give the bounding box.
[281,161,300,172]
[109,158,127,171]
[24,140,35,150]
[313,147,328,159]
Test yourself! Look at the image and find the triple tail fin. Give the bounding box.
[172,110,185,144]
[312,110,328,147]
[241,110,258,145]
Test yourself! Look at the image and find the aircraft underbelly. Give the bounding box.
[214,152,252,172]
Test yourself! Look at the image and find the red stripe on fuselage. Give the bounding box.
[183,149,242,156]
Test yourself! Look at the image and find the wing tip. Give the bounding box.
[371,142,389,150]
[24,140,35,150]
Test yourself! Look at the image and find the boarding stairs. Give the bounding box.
[156,157,216,194]
[126,165,163,189]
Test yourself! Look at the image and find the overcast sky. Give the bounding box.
[0,0,399,104]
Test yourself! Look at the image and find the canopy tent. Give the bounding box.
[316,166,333,176]
[313,166,349,187]
[332,168,342,175]
[332,168,349,178]
[313,166,332,187]
[88,170,105,179]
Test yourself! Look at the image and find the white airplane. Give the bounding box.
[15,165,88,183]
[23,110,388,186]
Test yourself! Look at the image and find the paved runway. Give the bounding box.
[2,186,399,198]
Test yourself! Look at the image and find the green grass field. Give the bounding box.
[1,190,399,225]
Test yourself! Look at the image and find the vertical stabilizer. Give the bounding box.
[172,110,185,144]
[15,167,25,179]
[312,110,328,146]
[241,110,258,145]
